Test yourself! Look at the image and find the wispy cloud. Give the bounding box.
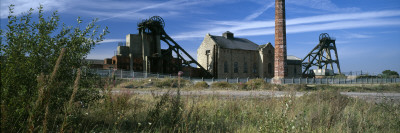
[245,2,274,21]
[99,39,125,44]
[1,0,67,18]
[1,0,230,20]
[172,10,400,40]
[287,0,360,12]
[97,0,186,22]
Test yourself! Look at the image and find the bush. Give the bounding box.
[193,81,209,89]
[245,78,267,90]
[0,5,108,132]
[154,78,190,88]
[211,81,232,89]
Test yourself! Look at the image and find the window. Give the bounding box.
[234,62,238,73]
[253,63,257,74]
[205,50,210,55]
[243,62,248,73]
[224,61,228,73]
[268,63,272,74]
[294,67,297,75]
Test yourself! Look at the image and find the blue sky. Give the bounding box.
[1,0,400,75]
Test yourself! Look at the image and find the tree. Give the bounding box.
[0,5,109,132]
[382,70,399,78]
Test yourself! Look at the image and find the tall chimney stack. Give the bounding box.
[273,0,287,84]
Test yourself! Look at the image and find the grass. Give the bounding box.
[115,78,400,92]
[68,89,400,132]
[6,73,400,132]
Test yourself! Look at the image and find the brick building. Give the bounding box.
[197,31,301,78]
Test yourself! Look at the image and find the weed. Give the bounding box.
[193,81,209,89]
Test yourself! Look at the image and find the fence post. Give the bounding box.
[283,78,285,84]
[237,77,239,83]
[212,77,214,82]
[264,77,267,82]
[121,70,123,79]
[313,77,315,84]
[226,78,228,82]
[247,77,249,82]
[292,77,294,84]
[306,78,308,84]
[298,77,301,84]
[202,77,204,81]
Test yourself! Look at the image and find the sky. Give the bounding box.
[1,0,400,75]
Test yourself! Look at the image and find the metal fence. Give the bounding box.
[92,69,400,85]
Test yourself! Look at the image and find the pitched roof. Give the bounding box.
[287,55,301,60]
[287,55,302,65]
[209,35,259,51]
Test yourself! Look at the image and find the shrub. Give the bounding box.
[0,5,108,132]
[211,81,232,89]
[194,81,209,88]
[154,78,190,88]
[245,78,266,90]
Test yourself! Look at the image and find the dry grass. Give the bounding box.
[68,89,399,132]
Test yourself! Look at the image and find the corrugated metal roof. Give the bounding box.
[287,55,302,65]
[287,55,301,60]
[209,35,259,51]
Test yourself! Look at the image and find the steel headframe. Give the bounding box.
[301,33,341,75]
[137,16,212,77]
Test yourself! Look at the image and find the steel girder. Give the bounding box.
[302,33,341,75]
[137,16,212,77]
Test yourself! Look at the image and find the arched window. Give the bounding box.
[224,61,228,73]
[253,63,257,74]
[268,63,272,74]
[243,62,248,73]
[234,62,238,73]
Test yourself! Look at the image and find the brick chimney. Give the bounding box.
[273,0,287,84]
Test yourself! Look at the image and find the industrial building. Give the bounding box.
[89,0,340,81]
[197,31,301,78]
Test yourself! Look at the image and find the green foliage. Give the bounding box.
[154,78,190,88]
[211,81,232,89]
[245,78,273,90]
[0,5,108,132]
[193,81,209,88]
[382,70,399,78]
[65,90,400,132]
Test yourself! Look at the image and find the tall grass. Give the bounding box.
[59,88,398,132]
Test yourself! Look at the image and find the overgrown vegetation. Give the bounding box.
[193,81,209,88]
[0,5,108,132]
[35,89,398,132]
[2,5,400,132]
